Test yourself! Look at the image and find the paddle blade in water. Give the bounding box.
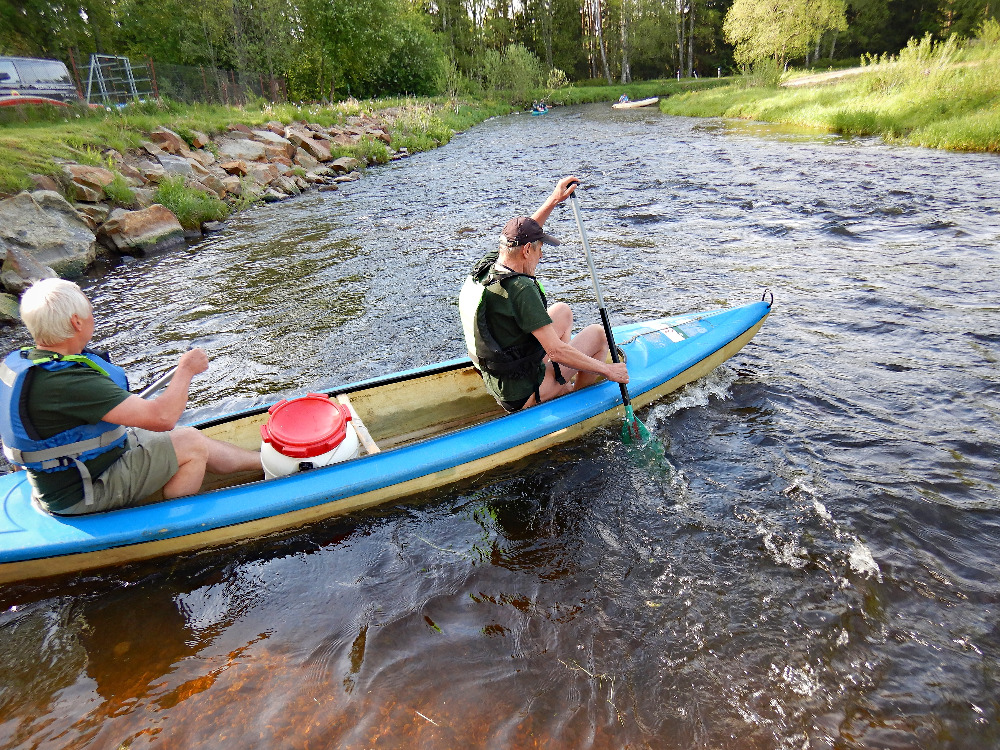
[621,405,652,444]
[621,405,674,469]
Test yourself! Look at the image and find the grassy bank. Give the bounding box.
[659,29,1000,153]
[0,97,512,198]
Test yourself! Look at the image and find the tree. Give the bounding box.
[723,0,846,66]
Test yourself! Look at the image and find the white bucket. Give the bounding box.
[261,423,360,480]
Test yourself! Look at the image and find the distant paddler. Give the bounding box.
[459,176,629,413]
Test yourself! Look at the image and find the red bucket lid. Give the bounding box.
[260,393,353,458]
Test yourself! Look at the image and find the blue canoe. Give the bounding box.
[0,297,772,583]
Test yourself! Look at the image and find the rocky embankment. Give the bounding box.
[0,116,406,325]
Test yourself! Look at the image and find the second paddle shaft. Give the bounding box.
[567,188,631,407]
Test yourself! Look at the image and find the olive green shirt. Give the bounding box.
[476,251,552,402]
[24,352,131,511]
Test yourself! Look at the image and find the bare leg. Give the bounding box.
[568,324,612,389]
[525,323,613,407]
[163,427,260,498]
[548,302,573,343]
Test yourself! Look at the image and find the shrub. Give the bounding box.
[153,175,229,229]
[103,173,136,207]
[740,59,781,88]
[479,44,545,105]
[547,68,569,90]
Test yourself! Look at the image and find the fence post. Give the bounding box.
[68,47,84,98]
[230,69,239,105]
[148,57,160,99]
[200,66,209,103]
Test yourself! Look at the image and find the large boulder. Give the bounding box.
[251,130,296,158]
[97,204,185,256]
[294,148,320,169]
[148,127,187,155]
[0,292,19,325]
[219,160,249,177]
[0,239,57,294]
[64,164,116,203]
[201,174,228,197]
[138,161,167,184]
[75,203,111,231]
[217,139,267,162]
[330,157,362,174]
[246,163,278,186]
[157,154,194,178]
[188,149,216,167]
[29,174,61,192]
[287,130,332,162]
[0,191,97,278]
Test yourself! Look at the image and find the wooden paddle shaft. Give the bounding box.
[568,189,632,408]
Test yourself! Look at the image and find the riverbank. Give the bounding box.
[660,31,1000,153]
[0,97,512,199]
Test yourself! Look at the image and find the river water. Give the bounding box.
[1,103,998,749]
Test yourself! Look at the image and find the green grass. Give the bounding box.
[152,175,230,229]
[659,32,1000,153]
[103,173,137,207]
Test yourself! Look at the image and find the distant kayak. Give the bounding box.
[612,97,659,109]
[531,107,549,116]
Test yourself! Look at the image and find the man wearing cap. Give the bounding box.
[459,176,629,413]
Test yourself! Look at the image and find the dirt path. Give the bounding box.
[781,67,868,87]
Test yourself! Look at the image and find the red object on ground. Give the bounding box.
[0,95,71,107]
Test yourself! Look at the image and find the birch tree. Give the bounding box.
[723,0,847,66]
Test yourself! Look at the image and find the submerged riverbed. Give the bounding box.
[1,104,998,749]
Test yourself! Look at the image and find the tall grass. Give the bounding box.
[659,24,1000,153]
[152,175,229,229]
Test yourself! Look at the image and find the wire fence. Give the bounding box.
[148,61,287,105]
[66,49,287,106]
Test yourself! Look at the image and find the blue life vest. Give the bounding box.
[0,348,130,505]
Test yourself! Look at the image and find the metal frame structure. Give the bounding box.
[85,54,154,105]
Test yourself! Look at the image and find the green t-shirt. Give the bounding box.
[476,251,552,402]
[23,352,131,512]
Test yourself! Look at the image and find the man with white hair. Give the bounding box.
[0,278,261,515]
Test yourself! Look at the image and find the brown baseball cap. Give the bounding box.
[500,216,561,247]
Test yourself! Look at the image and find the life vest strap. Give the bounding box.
[4,424,128,466]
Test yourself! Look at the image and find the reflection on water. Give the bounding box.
[2,103,1000,749]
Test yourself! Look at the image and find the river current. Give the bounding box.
[0,104,998,749]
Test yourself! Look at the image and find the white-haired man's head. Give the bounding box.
[19,278,93,347]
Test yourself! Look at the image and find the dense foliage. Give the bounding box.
[0,0,997,99]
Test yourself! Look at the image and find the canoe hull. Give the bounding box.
[612,97,660,109]
[0,300,771,584]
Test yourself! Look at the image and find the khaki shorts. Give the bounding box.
[56,428,179,515]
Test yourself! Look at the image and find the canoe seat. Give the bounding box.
[336,394,381,455]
